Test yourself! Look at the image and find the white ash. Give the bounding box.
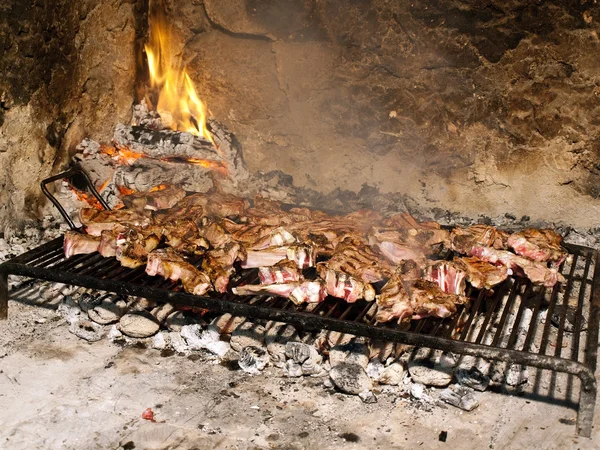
[180,324,231,357]
[165,310,196,331]
[378,362,405,386]
[440,385,480,411]
[408,358,453,388]
[151,331,169,350]
[169,330,191,354]
[366,358,385,381]
[57,295,82,325]
[265,323,299,368]
[300,346,325,377]
[285,342,312,364]
[69,319,104,342]
[238,346,270,375]
[358,390,377,404]
[329,363,372,395]
[285,360,303,378]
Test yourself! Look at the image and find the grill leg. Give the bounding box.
[0,270,8,320]
[577,381,597,437]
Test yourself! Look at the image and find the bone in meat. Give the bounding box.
[79,208,153,236]
[232,280,327,305]
[146,248,212,295]
[507,228,567,267]
[258,259,302,284]
[122,185,186,211]
[425,260,467,295]
[202,241,246,292]
[449,225,509,254]
[317,265,375,302]
[63,231,101,258]
[452,256,509,290]
[115,228,161,269]
[242,244,315,269]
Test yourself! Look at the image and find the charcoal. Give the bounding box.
[230,322,266,352]
[265,323,299,368]
[285,360,303,377]
[151,331,169,350]
[118,312,160,338]
[88,298,127,325]
[408,358,453,387]
[455,366,490,392]
[69,319,104,342]
[440,385,479,411]
[285,342,312,364]
[366,358,385,381]
[378,362,405,386]
[301,347,324,376]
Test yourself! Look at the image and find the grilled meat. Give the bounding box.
[507,228,567,266]
[146,248,212,295]
[242,244,315,269]
[470,245,565,287]
[222,222,297,250]
[79,208,152,236]
[115,228,161,268]
[453,256,509,290]
[449,225,509,254]
[376,275,467,323]
[202,241,246,292]
[258,259,302,284]
[122,185,186,211]
[317,265,375,302]
[325,237,393,283]
[63,231,101,258]
[425,260,467,295]
[232,280,327,305]
[368,234,426,265]
[156,220,209,256]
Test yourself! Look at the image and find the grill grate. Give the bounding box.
[1,236,599,436]
[0,168,598,437]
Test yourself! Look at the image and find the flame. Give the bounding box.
[98,178,111,192]
[149,184,168,192]
[100,144,145,165]
[145,9,213,143]
[185,158,228,175]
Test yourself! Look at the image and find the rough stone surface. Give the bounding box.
[0,0,139,231]
[88,298,128,325]
[440,385,480,412]
[164,0,600,228]
[379,362,405,386]
[230,322,266,352]
[68,319,104,342]
[238,346,270,375]
[408,358,453,387]
[118,312,160,338]
[329,363,373,395]
[456,366,491,392]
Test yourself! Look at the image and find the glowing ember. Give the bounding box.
[145,8,213,143]
[68,185,104,210]
[117,185,136,196]
[149,184,168,192]
[186,158,228,175]
[98,178,111,192]
[100,144,145,165]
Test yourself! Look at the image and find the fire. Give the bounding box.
[98,178,111,193]
[117,185,136,196]
[185,158,228,175]
[149,184,168,192]
[100,144,145,165]
[68,185,104,210]
[145,8,213,143]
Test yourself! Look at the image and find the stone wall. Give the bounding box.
[164,0,600,227]
[0,0,142,232]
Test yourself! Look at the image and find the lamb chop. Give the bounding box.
[232,280,327,305]
[449,225,509,254]
[453,256,509,290]
[258,259,302,284]
[202,241,246,292]
[114,227,161,268]
[242,244,316,269]
[122,185,186,211]
[79,208,153,236]
[317,266,376,302]
[367,228,427,265]
[154,220,209,256]
[507,228,567,267]
[146,248,212,295]
[63,231,101,258]
[470,245,565,287]
[221,221,297,250]
[376,275,466,323]
[424,260,467,295]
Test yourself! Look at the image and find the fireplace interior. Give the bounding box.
[1,0,600,448]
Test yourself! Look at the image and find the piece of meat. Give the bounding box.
[222,222,297,250]
[202,241,246,292]
[206,192,249,217]
[375,274,414,323]
[325,237,394,283]
[79,208,153,236]
[258,259,302,284]
[146,248,212,295]
[376,275,467,323]
[370,237,426,265]
[122,185,186,211]
[507,228,567,267]
[199,219,234,248]
[453,256,509,290]
[115,228,161,268]
[242,244,315,269]
[470,246,565,287]
[155,220,209,256]
[425,260,467,295]
[317,265,375,302]
[232,280,327,305]
[98,226,127,257]
[369,226,448,250]
[63,231,101,258]
[449,225,509,254]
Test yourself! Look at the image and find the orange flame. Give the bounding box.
[145,9,213,143]
[185,158,228,176]
[98,178,111,192]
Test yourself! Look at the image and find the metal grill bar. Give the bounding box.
[1,234,599,436]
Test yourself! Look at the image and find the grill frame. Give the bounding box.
[0,171,599,437]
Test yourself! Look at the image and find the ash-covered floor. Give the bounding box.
[1,298,598,450]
